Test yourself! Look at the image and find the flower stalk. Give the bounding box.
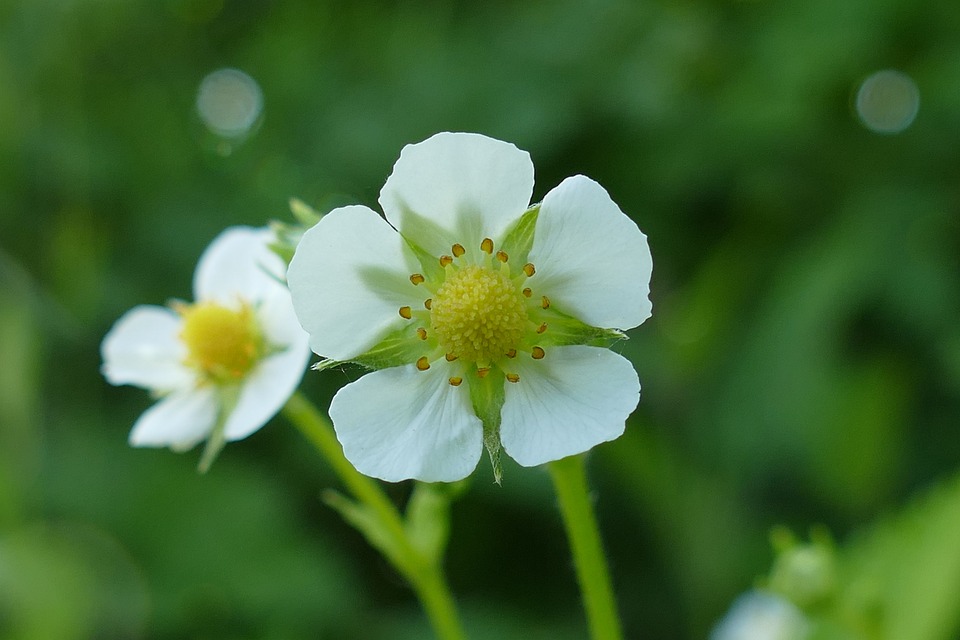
[548,454,623,640]
[282,391,466,640]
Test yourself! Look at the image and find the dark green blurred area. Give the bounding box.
[2,0,959,638]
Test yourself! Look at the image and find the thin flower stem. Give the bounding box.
[548,454,623,640]
[282,391,467,640]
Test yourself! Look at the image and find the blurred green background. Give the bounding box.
[2,0,959,638]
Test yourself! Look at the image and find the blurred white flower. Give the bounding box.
[287,132,653,482]
[102,227,310,467]
[710,591,809,640]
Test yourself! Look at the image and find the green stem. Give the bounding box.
[548,454,623,640]
[282,391,467,640]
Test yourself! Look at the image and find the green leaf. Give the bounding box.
[404,482,461,563]
[499,204,540,265]
[837,470,960,640]
[469,372,506,484]
[537,306,628,348]
[196,384,241,473]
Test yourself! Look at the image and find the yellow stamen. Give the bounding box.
[452,243,465,257]
[541,295,550,309]
[531,346,546,359]
[449,376,463,387]
[496,250,509,263]
[399,306,412,319]
[416,356,430,371]
[440,255,454,267]
[416,327,428,340]
[179,301,262,382]
[522,263,536,277]
[480,238,494,254]
[410,273,425,285]
[506,373,520,383]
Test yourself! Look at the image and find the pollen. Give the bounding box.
[179,301,262,382]
[430,265,528,363]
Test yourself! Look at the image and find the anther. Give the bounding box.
[505,348,517,358]
[496,250,509,263]
[476,367,491,378]
[409,273,425,285]
[452,243,465,257]
[440,255,454,267]
[541,295,550,309]
[424,298,433,310]
[416,327,428,340]
[522,263,536,277]
[480,238,494,254]
[416,356,430,371]
[506,373,520,383]
[522,288,532,298]
[399,306,412,319]
[537,322,548,334]
[449,376,463,387]
[445,353,458,362]
[531,346,545,359]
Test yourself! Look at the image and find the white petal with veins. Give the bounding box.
[330,362,483,482]
[528,175,652,330]
[500,345,640,467]
[288,205,421,361]
[379,132,535,256]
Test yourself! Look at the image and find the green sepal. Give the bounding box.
[196,383,241,473]
[404,481,465,563]
[499,204,540,265]
[310,322,427,374]
[536,306,628,348]
[469,372,506,484]
[400,230,445,284]
[349,323,428,371]
[289,197,323,226]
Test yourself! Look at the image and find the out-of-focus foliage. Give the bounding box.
[1,0,958,638]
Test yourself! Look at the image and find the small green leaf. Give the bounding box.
[499,204,540,265]
[537,307,628,348]
[405,482,456,563]
[288,197,323,226]
[197,383,241,473]
[469,372,506,484]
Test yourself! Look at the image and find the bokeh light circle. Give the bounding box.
[855,69,920,134]
[196,68,263,138]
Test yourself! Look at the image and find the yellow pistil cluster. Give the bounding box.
[399,237,549,385]
[430,265,528,363]
[179,301,263,383]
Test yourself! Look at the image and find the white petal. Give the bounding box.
[101,305,193,391]
[379,132,534,256]
[128,386,218,450]
[528,175,653,330]
[194,226,287,305]
[329,362,483,482]
[500,345,640,467]
[223,340,310,441]
[287,205,421,361]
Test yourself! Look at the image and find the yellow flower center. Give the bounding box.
[179,301,262,382]
[430,265,528,363]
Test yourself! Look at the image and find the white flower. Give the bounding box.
[101,226,311,466]
[287,132,652,482]
[710,591,809,640]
